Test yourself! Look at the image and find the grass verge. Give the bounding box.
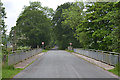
[108,69,120,76]
[108,64,120,77]
[2,52,43,79]
[42,49,48,52]
[65,49,74,53]
[2,64,23,78]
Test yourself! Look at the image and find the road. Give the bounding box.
[14,50,117,78]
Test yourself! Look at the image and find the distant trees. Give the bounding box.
[10,2,54,48]
[52,2,82,49]
[8,1,120,52]
[52,1,120,52]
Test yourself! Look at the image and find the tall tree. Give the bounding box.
[76,2,115,50]
[103,1,120,52]
[0,1,7,54]
[62,2,84,30]
[53,2,82,49]
[62,2,84,48]
[14,1,53,48]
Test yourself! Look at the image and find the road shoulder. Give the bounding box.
[71,52,114,70]
[71,52,119,78]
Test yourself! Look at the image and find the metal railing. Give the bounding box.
[8,48,42,65]
[74,48,120,66]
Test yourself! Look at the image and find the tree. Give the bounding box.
[103,1,120,52]
[76,2,115,50]
[14,1,53,48]
[0,1,7,54]
[62,2,84,30]
[62,2,85,48]
[9,26,17,51]
[53,2,81,49]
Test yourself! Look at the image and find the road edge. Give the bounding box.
[70,52,119,78]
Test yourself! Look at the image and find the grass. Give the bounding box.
[2,51,42,79]
[65,49,74,53]
[2,64,23,78]
[2,68,23,78]
[108,69,120,76]
[42,49,48,52]
[2,48,45,79]
[108,64,120,76]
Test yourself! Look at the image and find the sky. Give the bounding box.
[2,0,76,35]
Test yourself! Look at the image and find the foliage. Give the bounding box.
[0,1,7,54]
[17,46,31,50]
[10,2,54,48]
[6,1,120,53]
[65,49,74,53]
[108,64,120,76]
[52,2,82,49]
[42,49,48,52]
[103,2,120,52]
[62,2,84,30]
[2,64,23,78]
[52,1,120,52]
[75,2,120,52]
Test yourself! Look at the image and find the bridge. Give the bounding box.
[10,48,120,79]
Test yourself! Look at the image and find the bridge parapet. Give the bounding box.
[8,48,42,65]
[74,48,120,66]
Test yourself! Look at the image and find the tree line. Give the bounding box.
[53,1,120,52]
[9,2,54,49]
[0,1,120,54]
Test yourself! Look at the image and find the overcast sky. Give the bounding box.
[2,0,76,35]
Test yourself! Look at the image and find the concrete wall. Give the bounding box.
[8,48,42,65]
[74,48,120,66]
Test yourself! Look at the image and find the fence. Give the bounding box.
[8,48,42,65]
[74,48,120,66]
